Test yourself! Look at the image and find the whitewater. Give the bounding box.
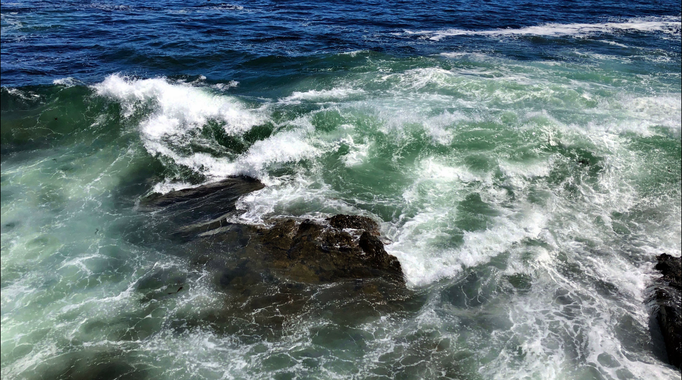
[2,2,681,379]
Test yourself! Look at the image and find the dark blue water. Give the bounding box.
[2,0,680,87]
[2,1,681,379]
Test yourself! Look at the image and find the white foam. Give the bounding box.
[498,160,551,189]
[94,74,264,132]
[385,67,456,90]
[596,39,631,48]
[212,80,239,91]
[414,158,482,184]
[340,134,371,167]
[620,94,682,132]
[151,180,195,194]
[280,88,365,103]
[236,130,320,178]
[408,16,681,41]
[340,50,369,57]
[52,77,83,87]
[4,88,40,100]
[94,74,325,180]
[389,208,547,287]
[439,52,494,60]
[139,128,319,183]
[235,179,353,225]
[422,111,470,145]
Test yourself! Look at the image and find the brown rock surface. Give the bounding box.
[254,216,404,284]
[139,177,405,286]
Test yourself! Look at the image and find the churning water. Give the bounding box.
[2,1,681,379]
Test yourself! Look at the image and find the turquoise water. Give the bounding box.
[2,2,681,379]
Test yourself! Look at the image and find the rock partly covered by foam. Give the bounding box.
[139,177,404,286]
[139,176,264,211]
[652,253,681,369]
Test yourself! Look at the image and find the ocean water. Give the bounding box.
[1,1,681,379]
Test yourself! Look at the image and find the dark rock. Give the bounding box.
[135,179,412,332]
[254,218,404,285]
[139,179,405,286]
[656,254,682,288]
[137,175,265,235]
[652,253,682,369]
[140,175,264,209]
[137,175,265,230]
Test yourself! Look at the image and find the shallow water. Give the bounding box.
[2,1,681,379]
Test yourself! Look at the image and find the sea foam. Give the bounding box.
[94,75,320,182]
[408,16,682,41]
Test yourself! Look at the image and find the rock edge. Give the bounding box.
[652,253,682,369]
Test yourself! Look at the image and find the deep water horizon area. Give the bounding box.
[1,0,681,379]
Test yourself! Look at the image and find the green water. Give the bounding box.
[2,52,681,379]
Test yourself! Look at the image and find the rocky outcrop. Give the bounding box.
[136,177,410,330]
[255,216,404,284]
[652,253,682,369]
[139,176,405,286]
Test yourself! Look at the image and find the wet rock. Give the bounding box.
[656,254,682,287]
[137,176,265,230]
[137,176,265,240]
[138,177,414,332]
[652,253,682,369]
[140,175,264,210]
[136,180,412,332]
[253,216,404,284]
[140,179,405,286]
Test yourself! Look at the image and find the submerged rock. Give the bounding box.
[652,253,682,369]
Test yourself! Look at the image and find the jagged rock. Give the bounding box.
[139,179,405,286]
[136,176,265,241]
[652,253,682,369]
[136,179,415,333]
[254,216,404,284]
[656,254,682,288]
[137,176,265,229]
